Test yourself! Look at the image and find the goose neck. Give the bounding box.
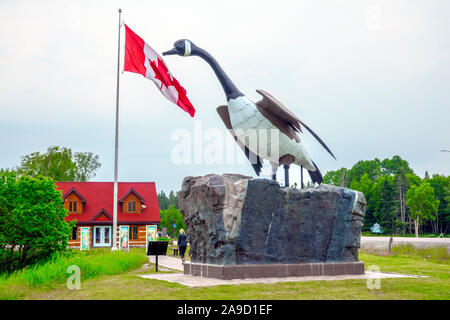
[195,48,243,101]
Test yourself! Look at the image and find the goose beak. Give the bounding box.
[162,48,177,56]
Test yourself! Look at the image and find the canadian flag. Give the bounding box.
[123,24,195,117]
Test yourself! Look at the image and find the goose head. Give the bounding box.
[163,39,195,57]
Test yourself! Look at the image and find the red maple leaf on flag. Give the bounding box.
[149,57,173,90]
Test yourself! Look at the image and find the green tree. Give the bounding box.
[324,156,450,236]
[304,181,315,189]
[17,146,77,181]
[381,155,414,176]
[349,158,382,183]
[323,167,350,186]
[0,170,74,271]
[350,173,376,231]
[16,146,101,182]
[349,178,359,191]
[445,185,450,231]
[426,175,450,234]
[406,182,440,238]
[394,169,410,234]
[168,191,178,208]
[158,190,169,211]
[73,152,101,181]
[406,173,421,187]
[159,205,185,238]
[372,175,398,234]
[158,190,178,210]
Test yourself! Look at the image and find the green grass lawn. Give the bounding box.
[4,245,446,300]
[0,248,148,300]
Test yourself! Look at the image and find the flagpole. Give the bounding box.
[112,8,122,250]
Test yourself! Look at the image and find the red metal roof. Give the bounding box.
[55,182,160,225]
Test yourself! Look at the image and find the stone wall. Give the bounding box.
[179,174,366,265]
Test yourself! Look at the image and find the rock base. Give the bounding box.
[179,174,366,266]
[184,261,365,280]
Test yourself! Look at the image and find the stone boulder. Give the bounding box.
[178,174,366,265]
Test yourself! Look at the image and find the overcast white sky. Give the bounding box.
[0,0,449,193]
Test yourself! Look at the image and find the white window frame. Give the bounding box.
[93,226,112,247]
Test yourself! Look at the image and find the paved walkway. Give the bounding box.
[142,238,443,287]
[143,255,427,288]
[361,236,450,250]
[148,255,184,271]
[138,271,426,287]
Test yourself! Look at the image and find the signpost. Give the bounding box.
[146,241,168,272]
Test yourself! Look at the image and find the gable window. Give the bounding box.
[120,188,144,214]
[63,188,85,214]
[130,226,139,240]
[128,201,137,212]
[69,201,78,213]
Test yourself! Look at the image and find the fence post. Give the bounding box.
[388,237,393,253]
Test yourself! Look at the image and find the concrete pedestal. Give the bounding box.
[184,261,365,280]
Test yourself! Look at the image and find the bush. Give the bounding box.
[0,171,74,272]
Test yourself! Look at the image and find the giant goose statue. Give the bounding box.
[163,40,336,186]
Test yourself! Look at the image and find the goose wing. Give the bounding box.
[217,105,263,176]
[255,89,336,160]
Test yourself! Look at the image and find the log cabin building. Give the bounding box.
[55,182,161,248]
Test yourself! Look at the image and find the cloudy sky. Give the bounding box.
[0,0,449,193]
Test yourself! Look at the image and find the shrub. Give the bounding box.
[0,171,74,272]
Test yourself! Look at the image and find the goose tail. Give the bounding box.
[307,160,323,185]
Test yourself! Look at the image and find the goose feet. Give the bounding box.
[300,165,304,189]
[283,164,290,187]
[270,162,279,181]
[271,160,293,187]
